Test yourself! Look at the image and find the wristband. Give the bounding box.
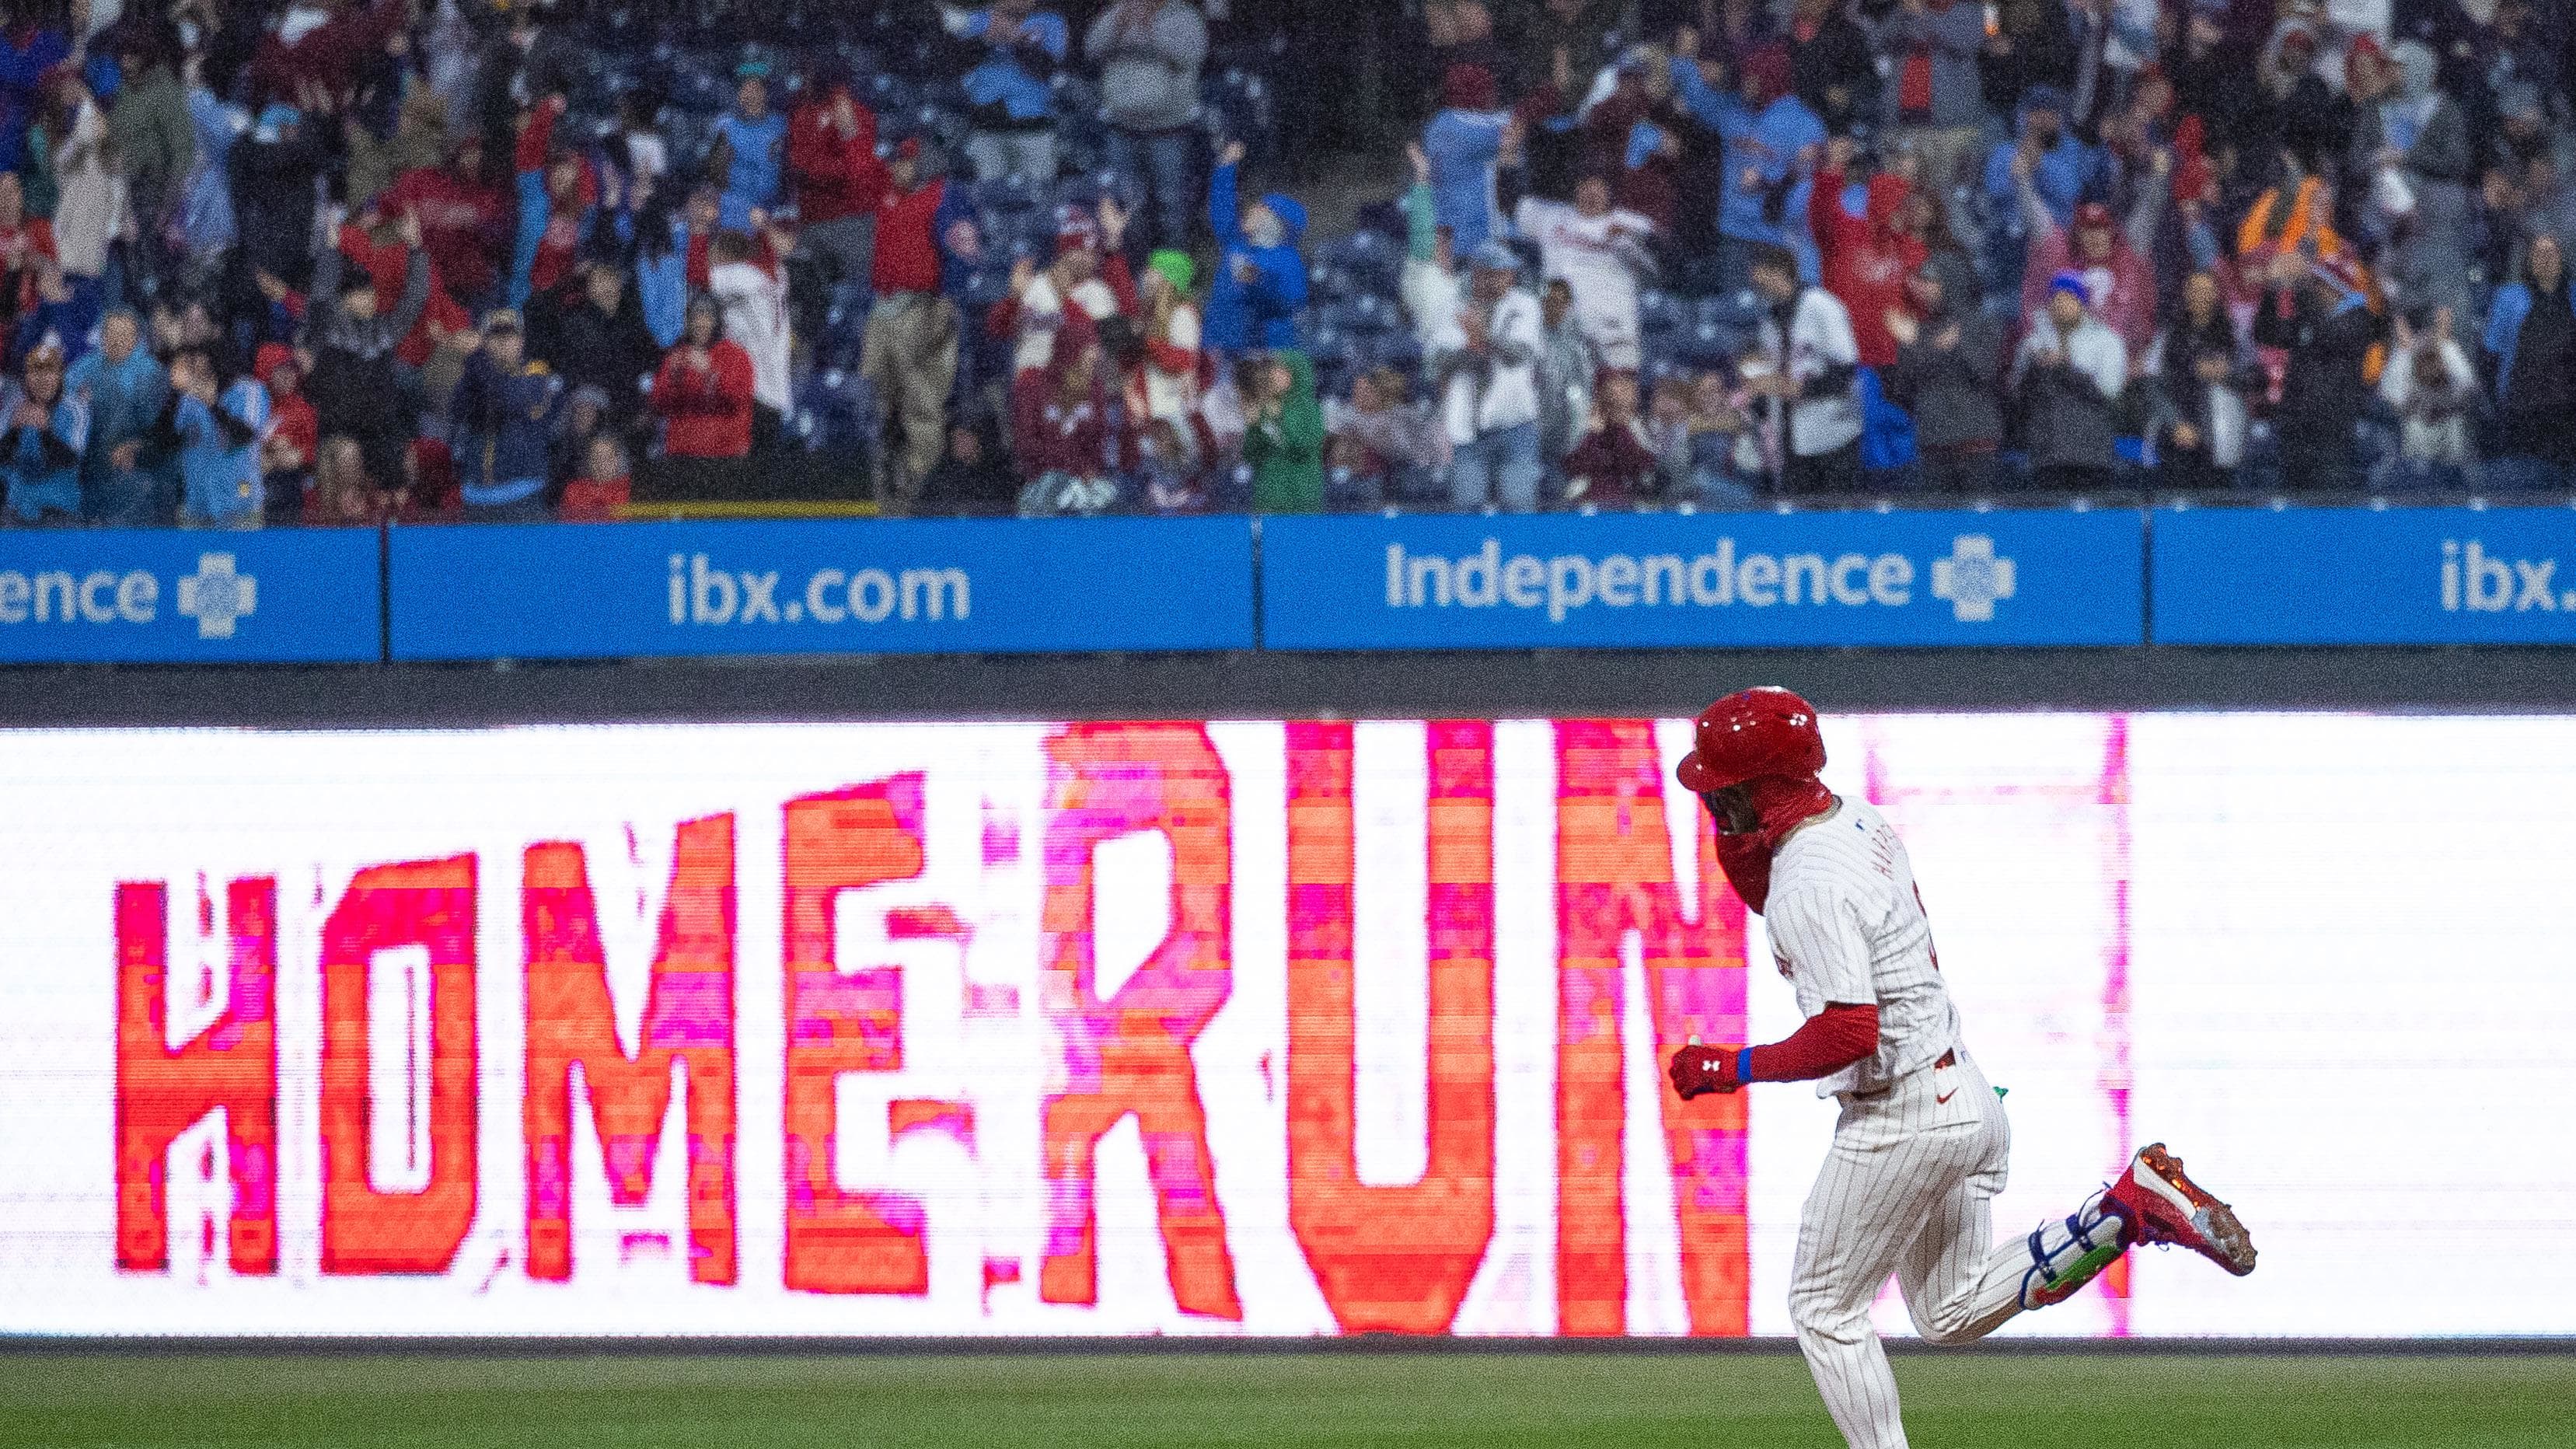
[1737,1046,1757,1086]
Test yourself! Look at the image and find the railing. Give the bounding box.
[2,495,2572,662]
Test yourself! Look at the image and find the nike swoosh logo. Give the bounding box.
[1935,1087,1959,1105]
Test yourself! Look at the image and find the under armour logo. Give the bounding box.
[176,553,258,640]
[1931,535,2016,623]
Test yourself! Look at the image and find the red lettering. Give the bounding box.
[781,778,928,1295]
[1555,721,1752,1336]
[1038,723,1241,1320]
[319,858,480,1275]
[523,817,738,1285]
[113,878,278,1275]
[1284,721,1496,1333]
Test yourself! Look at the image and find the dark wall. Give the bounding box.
[3,648,2571,728]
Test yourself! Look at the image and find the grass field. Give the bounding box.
[2,1350,2572,1448]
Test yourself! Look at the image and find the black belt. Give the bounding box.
[1845,1047,1956,1101]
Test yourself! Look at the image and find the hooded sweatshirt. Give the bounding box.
[2011,306,2127,471]
[1244,350,1323,514]
[1084,0,1206,134]
[1885,253,2003,453]
[1011,312,1129,483]
[1811,168,1926,369]
[2017,189,2158,360]
[1671,49,1824,253]
[1206,159,1307,352]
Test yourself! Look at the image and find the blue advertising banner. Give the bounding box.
[388,516,1256,660]
[2152,506,2576,645]
[0,529,381,663]
[1258,509,2142,650]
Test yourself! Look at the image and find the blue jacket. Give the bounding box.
[1205,161,1307,352]
[637,220,689,349]
[960,9,1067,124]
[1422,108,1511,257]
[1981,96,2100,231]
[0,387,86,508]
[171,380,270,523]
[2483,281,2576,406]
[451,353,564,504]
[65,347,167,477]
[1672,61,1824,257]
[710,110,787,229]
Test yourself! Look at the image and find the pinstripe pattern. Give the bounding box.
[1770,801,2107,1447]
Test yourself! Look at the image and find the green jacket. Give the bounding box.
[110,65,194,217]
[1244,350,1323,514]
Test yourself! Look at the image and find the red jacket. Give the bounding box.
[873,177,951,296]
[338,224,469,367]
[382,166,509,304]
[1812,169,1926,369]
[652,340,756,459]
[787,93,888,226]
[246,0,406,108]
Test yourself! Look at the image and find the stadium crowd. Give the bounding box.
[0,0,2571,525]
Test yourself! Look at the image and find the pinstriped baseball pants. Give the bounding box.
[1789,1050,2034,1449]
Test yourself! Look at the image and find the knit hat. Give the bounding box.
[1147,250,1195,294]
[253,343,295,386]
[2048,270,2090,305]
[1470,241,1520,273]
[1442,62,1496,112]
[1260,192,1307,242]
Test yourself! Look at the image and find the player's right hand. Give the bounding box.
[1668,1045,1743,1100]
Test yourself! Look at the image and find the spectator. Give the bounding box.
[1133,416,1202,513]
[1086,0,1207,257]
[1012,310,1127,514]
[1983,86,2093,236]
[305,434,386,525]
[1670,42,1822,295]
[2142,269,2252,491]
[1136,249,1201,445]
[109,26,192,287]
[1241,347,1322,513]
[2252,248,2384,491]
[2241,17,2349,178]
[1516,0,1618,98]
[540,260,658,426]
[449,308,562,521]
[1883,0,1991,196]
[1579,46,1682,234]
[246,0,406,113]
[175,57,240,288]
[1515,171,1656,370]
[0,169,55,341]
[1810,138,1929,370]
[959,0,1069,184]
[1422,63,1513,257]
[2480,232,2576,491]
[66,307,166,524]
[861,138,973,509]
[786,63,886,288]
[1205,139,1307,354]
[255,343,316,525]
[2016,176,2159,360]
[651,293,755,465]
[304,207,430,491]
[2352,39,2475,323]
[999,200,1136,374]
[1885,255,2005,492]
[382,131,507,309]
[2011,271,2126,491]
[1534,274,1591,472]
[560,433,629,520]
[0,337,82,523]
[709,61,786,231]
[1400,141,1464,353]
[2379,307,2479,490]
[1324,363,1447,498]
[1744,240,1862,494]
[1562,367,1659,508]
[707,225,792,449]
[508,95,596,309]
[1433,243,1544,512]
[1783,0,1873,132]
[163,346,268,528]
[47,77,123,312]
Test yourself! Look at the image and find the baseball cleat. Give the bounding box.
[2108,1143,2257,1276]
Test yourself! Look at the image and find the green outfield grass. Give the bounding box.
[2,1350,2570,1448]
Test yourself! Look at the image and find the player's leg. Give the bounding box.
[1789,1099,1986,1449]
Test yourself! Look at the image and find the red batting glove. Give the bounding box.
[1668,1044,1746,1100]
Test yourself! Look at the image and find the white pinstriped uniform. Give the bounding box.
[1765,798,2095,1449]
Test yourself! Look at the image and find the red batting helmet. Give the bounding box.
[1676,687,1826,794]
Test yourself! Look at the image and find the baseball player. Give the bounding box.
[1667,688,2256,1449]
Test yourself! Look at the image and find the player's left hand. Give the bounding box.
[1668,1044,1744,1100]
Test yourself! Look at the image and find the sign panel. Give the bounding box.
[387,518,1256,660]
[2152,505,2576,644]
[3,715,2567,1337]
[1258,511,2143,650]
[0,529,380,663]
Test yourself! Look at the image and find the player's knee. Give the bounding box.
[1788,1283,1870,1343]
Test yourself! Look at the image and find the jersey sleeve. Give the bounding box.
[1764,885,1876,1008]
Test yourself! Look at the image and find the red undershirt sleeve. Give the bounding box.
[1743,1003,1881,1084]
